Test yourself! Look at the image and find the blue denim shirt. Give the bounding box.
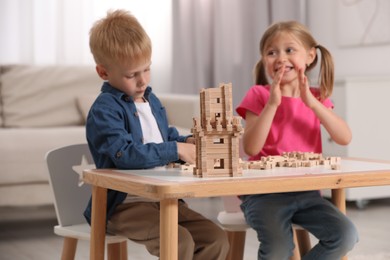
[84,82,188,224]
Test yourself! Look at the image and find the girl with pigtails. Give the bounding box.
[236,21,358,260]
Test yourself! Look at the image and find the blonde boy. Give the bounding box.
[84,10,229,260]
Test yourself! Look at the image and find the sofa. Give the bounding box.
[0,65,199,207]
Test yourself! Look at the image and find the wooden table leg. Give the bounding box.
[331,188,348,260]
[160,198,178,260]
[331,188,346,214]
[90,186,107,260]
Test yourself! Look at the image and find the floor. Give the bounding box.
[1,196,390,260]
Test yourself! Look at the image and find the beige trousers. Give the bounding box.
[107,200,229,260]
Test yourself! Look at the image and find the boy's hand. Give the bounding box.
[177,142,196,164]
[185,137,195,144]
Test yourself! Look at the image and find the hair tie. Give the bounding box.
[315,45,320,49]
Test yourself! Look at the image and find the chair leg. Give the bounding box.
[225,230,246,260]
[120,241,128,260]
[61,237,78,260]
[291,229,301,260]
[107,242,120,260]
[296,229,311,256]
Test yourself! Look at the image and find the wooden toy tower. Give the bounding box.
[192,83,243,177]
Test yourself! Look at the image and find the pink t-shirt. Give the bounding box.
[236,85,333,161]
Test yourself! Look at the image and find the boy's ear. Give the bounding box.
[96,65,109,80]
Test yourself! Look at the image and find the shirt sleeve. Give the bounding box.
[236,85,269,119]
[322,97,334,109]
[167,126,188,143]
[310,87,334,109]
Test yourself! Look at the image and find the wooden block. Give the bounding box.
[331,164,341,170]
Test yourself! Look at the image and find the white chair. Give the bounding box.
[46,143,128,260]
[218,196,311,260]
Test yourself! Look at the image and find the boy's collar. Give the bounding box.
[101,82,152,101]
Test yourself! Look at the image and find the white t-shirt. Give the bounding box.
[124,100,163,203]
[135,101,164,144]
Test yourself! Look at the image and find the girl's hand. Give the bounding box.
[268,65,284,107]
[298,67,316,108]
[298,67,352,145]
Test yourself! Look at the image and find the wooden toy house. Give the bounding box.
[192,83,243,177]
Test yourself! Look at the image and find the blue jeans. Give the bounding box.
[240,191,358,260]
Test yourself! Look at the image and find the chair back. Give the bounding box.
[46,143,95,227]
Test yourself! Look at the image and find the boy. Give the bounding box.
[83,9,229,260]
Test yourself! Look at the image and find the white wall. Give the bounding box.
[308,0,390,79]
[2,0,389,91]
[0,0,173,93]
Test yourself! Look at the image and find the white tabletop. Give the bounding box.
[114,158,390,182]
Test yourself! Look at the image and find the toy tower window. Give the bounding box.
[213,138,224,144]
[213,137,225,169]
[214,159,225,169]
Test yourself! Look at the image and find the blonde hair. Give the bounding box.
[89,9,152,67]
[254,21,334,100]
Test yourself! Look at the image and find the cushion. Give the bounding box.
[0,126,87,184]
[0,78,2,126]
[0,184,54,207]
[175,126,191,136]
[158,93,199,130]
[0,65,14,127]
[1,65,101,127]
[76,94,98,122]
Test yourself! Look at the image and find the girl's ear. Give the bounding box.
[96,64,109,80]
[307,47,316,65]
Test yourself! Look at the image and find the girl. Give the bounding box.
[236,21,358,260]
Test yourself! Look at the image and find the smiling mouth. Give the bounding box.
[275,65,294,73]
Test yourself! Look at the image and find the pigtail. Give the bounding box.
[254,59,269,85]
[316,45,334,100]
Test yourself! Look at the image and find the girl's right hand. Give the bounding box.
[243,65,284,156]
[268,64,284,107]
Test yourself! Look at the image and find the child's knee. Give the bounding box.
[341,221,359,251]
[329,220,359,253]
[203,224,230,250]
[203,227,230,259]
[178,229,195,260]
[259,235,295,259]
[214,228,230,251]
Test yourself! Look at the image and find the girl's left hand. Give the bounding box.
[298,68,316,108]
